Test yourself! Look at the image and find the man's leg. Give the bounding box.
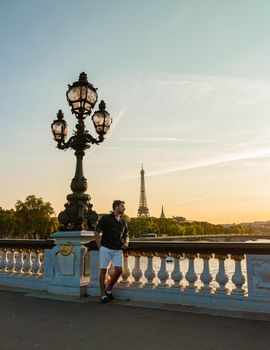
[106,249,123,292]
[106,266,123,292]
[99,268,107,297]
[99,246,112,302]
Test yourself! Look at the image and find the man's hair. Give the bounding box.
[112,200,125,210]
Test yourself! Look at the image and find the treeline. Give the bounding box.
[126,217,257,238]
[0,195,58,239]
[0,195,260,239]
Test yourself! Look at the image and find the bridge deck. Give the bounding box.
[1,289,269,350]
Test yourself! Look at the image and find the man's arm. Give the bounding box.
[94,231,101,249]
[94,216,104,249]
[121,236,129,250]
[121,223,129,250]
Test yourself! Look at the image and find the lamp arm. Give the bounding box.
[85,132,104,145]
[56,136,75,150]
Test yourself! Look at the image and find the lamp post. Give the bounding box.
[51,72,112,231]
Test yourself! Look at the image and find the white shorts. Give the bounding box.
[99,246,123,269]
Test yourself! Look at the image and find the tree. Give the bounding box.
[0,209,16,238]
[14,195,58,239]
[127,217,160,238]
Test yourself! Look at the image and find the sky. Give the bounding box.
[1,0,270,224]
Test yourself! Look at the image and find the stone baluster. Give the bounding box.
[171,254,183,288]
[131,253,143,286]
[14,249,24,273]
[157,254,169,287]
[215,254,229,293]
[0,248,7,271]
[6,249,15,273]
[23,249,32,274]
[31,250,41,275]
[200,253,213,293]
[231,254,246,295]
[120,252,130,285]
[39,250,44,275]
[185,254,198,291]
[144,253,156,287]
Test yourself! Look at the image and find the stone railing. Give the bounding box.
[1,234,270,314]
[0,239,55,291]
[87,241,270,313]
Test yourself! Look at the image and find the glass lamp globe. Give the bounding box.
[51,110,68,141]
[92,100,112,135]
[66,72,98,117]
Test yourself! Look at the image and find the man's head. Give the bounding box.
[112,200,125,215]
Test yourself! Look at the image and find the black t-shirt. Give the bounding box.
[96,213,129,250]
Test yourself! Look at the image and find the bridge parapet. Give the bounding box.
[87,241,270,313]
[1,238,270,314]
[0,239,55,291]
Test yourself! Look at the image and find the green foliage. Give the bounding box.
[126,217,258,238]
[128,217,159,237]
[0,209,16,237]
[0,197,261,239]
[0,195,59,239]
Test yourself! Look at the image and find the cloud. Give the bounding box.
[147,147,270,177]
[126,73,270,117]
[108,105,127,134]
[117,136,214,144]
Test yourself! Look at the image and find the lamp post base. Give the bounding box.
[48,231,94,297]
[58,196,98,231]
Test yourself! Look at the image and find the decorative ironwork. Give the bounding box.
[51,72,112,231]
[59,243,73,256]
[199,253,213,259]
[215,254,228,260]
[231,254,245,260]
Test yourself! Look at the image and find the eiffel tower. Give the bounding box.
[137,165,150,217]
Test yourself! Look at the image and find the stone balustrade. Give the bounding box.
[87,240,270,313]
[1,236,270,314]
[0,239,54,291]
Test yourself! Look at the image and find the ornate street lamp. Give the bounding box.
[51,72,112,231]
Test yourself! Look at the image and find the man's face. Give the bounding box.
[116,203,125,214]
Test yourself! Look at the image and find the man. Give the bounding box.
[94,200,129,304]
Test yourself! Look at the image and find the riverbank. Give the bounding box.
[134,233,270,242]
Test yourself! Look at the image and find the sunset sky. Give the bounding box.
[1,0,270,224]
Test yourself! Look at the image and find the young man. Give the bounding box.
[94,200,129,304]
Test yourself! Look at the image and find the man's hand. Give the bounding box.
[121,242,129,250]
[94,231,101,250]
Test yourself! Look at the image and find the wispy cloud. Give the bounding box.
[117,136,214,144]
[108,106,127,134]
[147,147,270,177]
[126,73,270,116]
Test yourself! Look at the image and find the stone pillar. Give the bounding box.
[246,254,270,298]
[86,249,100,297]
[48,231,94,297]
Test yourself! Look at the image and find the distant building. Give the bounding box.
[160,205,165,219]
[137,165,150,217]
